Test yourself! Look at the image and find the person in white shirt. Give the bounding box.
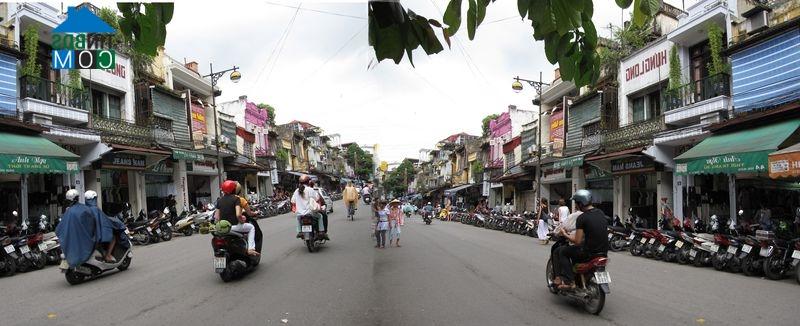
[291,175,324,238]
[557,199,570,224]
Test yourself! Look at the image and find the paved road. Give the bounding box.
[1,203,797,326]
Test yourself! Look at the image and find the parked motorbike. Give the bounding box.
[126,209,154,246]
[205,219,262,282]
[545,234,610,315]
[171,207,196,236]
[0,234,19,276]
[59,237,132,285]
[761,236,800,281]
[299,214,326,252]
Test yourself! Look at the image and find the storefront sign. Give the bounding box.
[102,153,145,170]
[0,154,79,174]
[173,149,204,162]
[769,147,800,178]
[678,152,768,175]
[620,39,672,94]
[541,163,567,183]
[611,156,655,174]
[554,155,583,170]
[188,160,217,174]
[549,109,565,158]
[624,50,667,82]
[585,165,611,180]
[271,169,279,184]
[191,104,206,133]
[148,160,173,174]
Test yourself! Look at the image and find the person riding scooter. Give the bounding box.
[215,180,259,256]
[84,190,130,263]
[552,189,609,290]
[55,189,97,268]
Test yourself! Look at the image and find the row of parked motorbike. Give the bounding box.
[0,212,62,277]
[442,208,541,236]
[609,212,800,285]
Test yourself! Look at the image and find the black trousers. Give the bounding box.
[554,245,589,284]
[322,212,329,232]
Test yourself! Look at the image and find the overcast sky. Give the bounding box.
[68,0,688,163]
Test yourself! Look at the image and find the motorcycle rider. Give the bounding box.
[85,190,128,263]
[292,175,326,239]
[55,189,97,268]
[422,202,434,218]
[343,181,359,216]
[310,181,330,236]
[552,189,609,290]
[215,180,259,256]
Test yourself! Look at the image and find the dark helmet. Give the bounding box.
[222,180,237,194]
[571,189,592,206]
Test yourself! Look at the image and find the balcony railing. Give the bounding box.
[20,75,89,111]
[581,132,604,151]
[602,117,666,153]
[663,73,731,112]
[92,115,153,147]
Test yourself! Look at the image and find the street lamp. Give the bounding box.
[511,73,549,203]
[202,63,241,188]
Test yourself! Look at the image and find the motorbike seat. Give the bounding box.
[610,226,627,233]
[662,230,679,237]
[574,256,608,274]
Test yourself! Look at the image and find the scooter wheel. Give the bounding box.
[545,258,558,295]
[65,270,86,285]
[117,257,132,271]
[183,228,193,237]
[742,256,760,276]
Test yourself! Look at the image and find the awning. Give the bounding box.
[553,155,584,170]
[284,171,316,179]
[675,119,800,175]
[172,149,204,161]
[0,132,79,174]
[444,183,476,196]
[491,167,533,182]
[768,142,800,178]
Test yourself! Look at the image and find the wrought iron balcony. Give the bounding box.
[581,132,604,152]
[663,73,731,112]
[92,115,153,147]
[602,116,666,153]
[20,75,88,111]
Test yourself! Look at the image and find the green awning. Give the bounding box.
[0,132,79,174]
[553,155,584,170]
[173,149,204,161]
[675,119,800,175]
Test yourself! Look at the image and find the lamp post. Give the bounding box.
[511,73,549,203]
[202,63,241,188]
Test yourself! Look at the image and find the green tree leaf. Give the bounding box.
[518,0,530,19]
[615,0,633,8]
[443,0,463,37]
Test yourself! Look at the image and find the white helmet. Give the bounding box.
[66,189,80,202]
[84,190,98,200]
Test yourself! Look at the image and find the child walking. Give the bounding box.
[375,201,389,249]
[388,199,404,247]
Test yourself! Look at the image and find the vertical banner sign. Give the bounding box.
[191,103,206,149]
[549,109,565,157]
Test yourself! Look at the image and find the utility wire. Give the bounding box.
[264,5,302,88]
[251,3,302,91]
[297,24,367,86]
[263,1,365,20]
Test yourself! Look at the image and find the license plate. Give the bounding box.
[301,225,313,232]
[658,245,665,252]
[689,249,697,258]
[19,246,29,254]
[727,246,738,255]
[3,245,13,254]
[742,244,752,253]
[59,260,69,270]
[760,246,773,257]
[608,233,613,239]
[213,257,226,269]
[710,244,719,252]
[38,243,47,251]
[594,271,611,284]
[675,241,683,248]
[147,227,152,232]
[167,222,172,227]
[628,234,635,240]
[792,250,800,260]
[155,229,161,234]
[640,238,647,244]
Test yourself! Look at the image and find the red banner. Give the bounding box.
[191,104,206,134]
[549,109,565,157]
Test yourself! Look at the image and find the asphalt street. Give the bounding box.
[1,202,797,326]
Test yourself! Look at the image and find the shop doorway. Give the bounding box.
[0,174,21,224]
[187,175,212,209]
[630,173,657,228]
[100,170,130,216]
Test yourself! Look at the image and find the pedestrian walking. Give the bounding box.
[375,201,389,248]
[557,199,570,226]
[536,198,551,245]
[388,199,404,247]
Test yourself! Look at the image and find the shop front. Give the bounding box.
[186,159,218,209]
[97,152,146,216]
[145,159,174,213]
[444,183,481,210]
[541,163,572,206]
[676,119,800,226]
[0,132,80,224]
[612,156,660,228]
[584,165,613,217]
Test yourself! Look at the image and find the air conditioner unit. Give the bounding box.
[746,9,769,34]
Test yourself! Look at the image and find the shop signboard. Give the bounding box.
[541,163,566,183]
[769,145,800,178]
[148,160,173,174]
[271,169,279,184]
[611,156,655,174]
[173,149,204,162]
[101,153,145,170]
[585,165,611,180]
[0,154,79,174]
[189,160,217,174]
[678,152,768,175]
[549,109,565,158]
[554,155,583,170]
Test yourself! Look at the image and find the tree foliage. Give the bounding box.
[481,113,499,137]
[597,15,654,83]
[368,0,659,88]
[117,3,174,57]
[21,26,41,77]
[98,6,154,76]
[383,159,416,197]
[344,144,375,181]
[668,45,682,90]
[257,103,277,126]
[707,23,729,76]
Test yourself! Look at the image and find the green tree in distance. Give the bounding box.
[482,113,499,137]
[257,103,277,126]
[383,159,416,197]
[345,144,375,181]
[368,0,660,88]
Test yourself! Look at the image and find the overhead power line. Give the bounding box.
[263,1,365,20]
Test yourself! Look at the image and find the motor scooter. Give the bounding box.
[59,236,132,285]
[204,218,262,282]
[545,233,610,315]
